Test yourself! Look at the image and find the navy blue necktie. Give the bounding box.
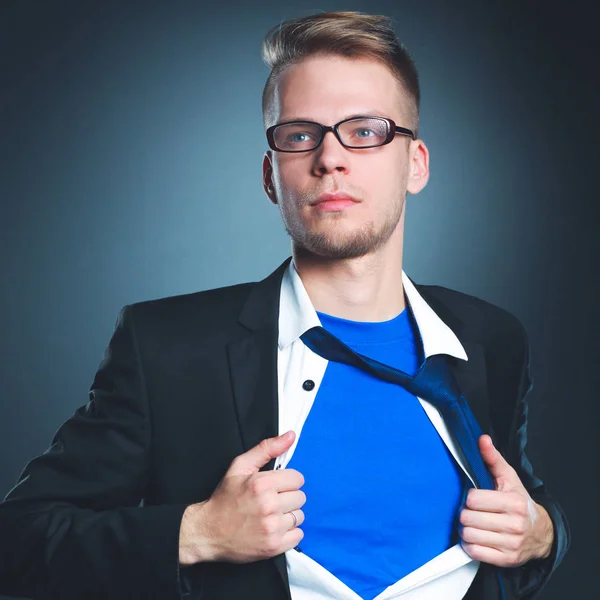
[300,325,495,491]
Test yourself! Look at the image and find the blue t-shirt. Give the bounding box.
[286,307,467,599]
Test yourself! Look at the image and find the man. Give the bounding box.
[0,10,568,600]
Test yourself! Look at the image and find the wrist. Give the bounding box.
[534,503,554,560]
[179,500,215,565]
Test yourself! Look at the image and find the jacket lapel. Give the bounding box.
[227,328,280,459]
[414,282,495,441]
[226,256,293,598]
[449,341,494,440]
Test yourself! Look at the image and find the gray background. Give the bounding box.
[1,0,598,598]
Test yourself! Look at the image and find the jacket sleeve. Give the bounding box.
[0,305,192,599]
[488,316,571,599]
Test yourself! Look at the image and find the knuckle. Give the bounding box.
[461,527,474,543]
[259,515,279,537]
[465,543,481,560]
[508,516,526,535]
[465,489,477,508]
[287,469,304,488]
[258,497,276,517]
[515,496,528,516]
[497,554,511,568]
[265,536,280,556]
[505,536,521,552]
[258,438,272,455]
[249,475,268,496]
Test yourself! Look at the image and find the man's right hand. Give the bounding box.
[179,430,306,565]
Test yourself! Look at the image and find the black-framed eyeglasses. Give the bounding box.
[266,116,416,153]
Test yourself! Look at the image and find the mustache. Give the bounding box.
[296,187,363,206]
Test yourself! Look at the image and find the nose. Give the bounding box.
[311,129,350,176]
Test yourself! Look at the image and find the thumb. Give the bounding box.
[228,430,295,475]
[479,434,521,491]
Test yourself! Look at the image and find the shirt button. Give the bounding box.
[302,379,315,391]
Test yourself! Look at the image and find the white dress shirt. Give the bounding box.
[274,259,481,600]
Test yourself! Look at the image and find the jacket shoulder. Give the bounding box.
[415,282,528,349]
[130,281,256,312]
[115,281,259,340]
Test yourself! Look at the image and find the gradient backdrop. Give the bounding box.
[1,1,598,598]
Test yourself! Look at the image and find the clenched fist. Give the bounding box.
[179,430,306,565]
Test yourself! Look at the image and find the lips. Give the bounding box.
[312,192,359,205]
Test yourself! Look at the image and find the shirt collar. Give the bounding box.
[278,258,468,361]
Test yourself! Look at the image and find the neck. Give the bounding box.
[292,227,406,323]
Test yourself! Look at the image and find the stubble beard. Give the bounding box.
[279,193,405,260]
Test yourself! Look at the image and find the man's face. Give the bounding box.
[263,54,428,260]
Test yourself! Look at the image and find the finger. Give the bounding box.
[278,490,306,514]
[460,525,515,551]
[229,431,295,475]
[272,468,305,492]
[280,525,304,553]
[460,541,521,568]
[478,435,519,487]
[460,508,526,535]
[284,508,305,530]
[465,489,516,513]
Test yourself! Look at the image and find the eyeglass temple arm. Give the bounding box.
[394,126,417,140]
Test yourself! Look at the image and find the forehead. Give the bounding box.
[271,54,405,125]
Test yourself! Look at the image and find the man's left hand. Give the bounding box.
[459,434,555,567]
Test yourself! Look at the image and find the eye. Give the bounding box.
[355,128,375,138]
[289,132,312,143]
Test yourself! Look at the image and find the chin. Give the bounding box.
[297,232,380,260]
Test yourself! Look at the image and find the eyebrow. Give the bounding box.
[279,110,386,123]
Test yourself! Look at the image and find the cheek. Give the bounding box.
[382,157,408,191]
[273,162,301,195]
[361,159,402,192]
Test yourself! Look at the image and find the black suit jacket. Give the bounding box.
[0,257,569,599]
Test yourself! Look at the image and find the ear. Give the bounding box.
[263,151,277,205]
[406,139,430,195]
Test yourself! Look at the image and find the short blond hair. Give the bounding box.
[261,11,420,135]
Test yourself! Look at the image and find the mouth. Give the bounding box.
[310,192,360,211]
